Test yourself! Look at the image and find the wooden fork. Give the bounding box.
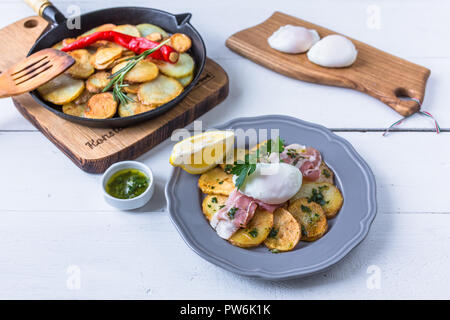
[0,48,75,98]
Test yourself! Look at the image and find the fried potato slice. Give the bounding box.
[317,162,334,184]
[202,195,228,221]
[177,73,194,87]
[112,60,159,83]
[288,198,328,241]
[136,23,168,38]
[138,75,183,105]
[170,33,192,53]
[290,182,343,219]
[220,148,248,170]
[93,47,122,68]
[80,24,116,37]
[156,53,195,78]
[62,102,87,117]
[67,49,94,79]
[113,24,141,37]
[198,167,235,196]
[37,74,85,105]
[52,38,76,50]
[86,71,111,93]
[118,94,158,117]
[229,208,273,248]
[85,92,117,119]
[264,208,301,252]
[123,83,140,94]
[73,90,93,105]
[146,32,163,42]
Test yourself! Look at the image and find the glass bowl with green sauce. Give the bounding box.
[102,161,154,210]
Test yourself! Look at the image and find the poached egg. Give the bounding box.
[307,34,358,68]
[268,25,319,54]
[235,163,303,204]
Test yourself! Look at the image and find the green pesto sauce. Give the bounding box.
[106,169,149,199]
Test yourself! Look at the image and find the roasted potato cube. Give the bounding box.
[264,208,301,252]
[198,167,235,196]
[229,208,273,248]
[288,198,328,241]
[85,92,117,119]
[290,182,343,218]
[202,195,228,221]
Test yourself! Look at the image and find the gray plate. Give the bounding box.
[165,115,377,280]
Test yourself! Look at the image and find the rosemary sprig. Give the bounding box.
[103,39,171,105]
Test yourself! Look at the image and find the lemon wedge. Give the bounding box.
[170,130,235,174]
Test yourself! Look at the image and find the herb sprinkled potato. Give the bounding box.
[317,162,334,184]
[290,182,343,219]
[229,208,273,248]
[264,208,301,252]
[198,167,235,196]
[288,198,328,241]
[202,195,228,221]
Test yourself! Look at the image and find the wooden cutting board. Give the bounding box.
[226,11,430,117]
[0,16,229,173]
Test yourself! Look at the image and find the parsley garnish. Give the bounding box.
[219,205,225,209]
[270,249,280,254]
[268,228,279,238]
[301,204,312,213]
[228,207,237,219]
[322,169,331,178]
[230,154,256,190]
[249,229,258,238]
[308,186,329,206]
[211,197,218,203]
[301,225,308,237]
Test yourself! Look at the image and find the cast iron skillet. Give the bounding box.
[27,3,206,128]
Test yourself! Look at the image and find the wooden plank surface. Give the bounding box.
[226,11,430,116]
[0,0,449,299]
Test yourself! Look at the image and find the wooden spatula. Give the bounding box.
[0,48,74,98]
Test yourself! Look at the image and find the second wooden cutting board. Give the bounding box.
[226,11,430,117]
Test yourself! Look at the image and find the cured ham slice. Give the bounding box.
[210,190,281,239]
[280,145,322,181]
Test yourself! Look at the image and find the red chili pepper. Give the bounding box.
[61,31,179,63]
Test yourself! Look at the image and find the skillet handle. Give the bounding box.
[24,0,65,26]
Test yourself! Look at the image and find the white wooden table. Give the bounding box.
[0,0,449,299]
